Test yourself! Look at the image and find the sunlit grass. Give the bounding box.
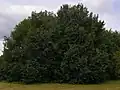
[0,81,120,90]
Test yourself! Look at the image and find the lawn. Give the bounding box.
[0,81,120,90]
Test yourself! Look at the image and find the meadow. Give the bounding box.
[0,81,120,90]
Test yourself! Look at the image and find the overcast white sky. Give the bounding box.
[0,0,120,55]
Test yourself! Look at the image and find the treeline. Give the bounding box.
[0,4,120,84]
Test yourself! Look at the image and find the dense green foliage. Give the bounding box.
[0,4,120,84]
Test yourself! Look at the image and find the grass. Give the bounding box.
[0,81,120,90]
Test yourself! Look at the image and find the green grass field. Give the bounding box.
[0,81,120,90]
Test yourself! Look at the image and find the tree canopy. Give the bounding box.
[0,4,120,84]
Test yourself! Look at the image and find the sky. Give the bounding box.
[0,0,120,55]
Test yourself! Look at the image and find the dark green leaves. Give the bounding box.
[0,4,120,84]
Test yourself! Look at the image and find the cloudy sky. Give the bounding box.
[0,0,119,55]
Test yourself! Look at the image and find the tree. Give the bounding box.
[1,3,120,84]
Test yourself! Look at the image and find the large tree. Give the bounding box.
[1,4,120,84]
